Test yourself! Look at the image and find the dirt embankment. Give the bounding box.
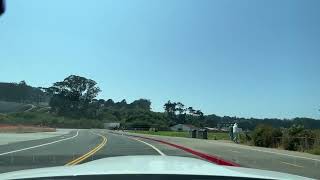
[0,124,56,133]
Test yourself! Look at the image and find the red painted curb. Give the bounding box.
[125,133,240,167]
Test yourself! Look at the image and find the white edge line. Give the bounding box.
[212,142,320,162]
[280,161,304,168]
[90,131,105,138]
[230,150,241,153]
[0,130,79,156]
[128,137,166,156]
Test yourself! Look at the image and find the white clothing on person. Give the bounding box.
[233,123,238,133]
[233,123,239,143]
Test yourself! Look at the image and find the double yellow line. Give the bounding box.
[65,132,107,166]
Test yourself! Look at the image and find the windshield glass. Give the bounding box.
[0,0,319,179]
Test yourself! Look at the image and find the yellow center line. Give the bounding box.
[66,135,106,166]
[67,137,107,165]
[65,133,107,166]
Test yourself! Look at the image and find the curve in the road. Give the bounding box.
[121,133,240,167]
[0,130,79,156]
[128,137,166,156]
[65,132,107,166]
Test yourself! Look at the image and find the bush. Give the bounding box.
[307,145,320,155]
[0,114,9,121]
[252,124,282,148]
[252,124,273,147]
[271,128,283,147]
[282,124,315,151]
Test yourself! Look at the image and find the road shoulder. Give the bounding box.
[0,129,75,145]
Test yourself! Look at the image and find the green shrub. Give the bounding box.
[271,128,283,147]
[307,145,320,155]
[0,113,9,121]
[252,124,273,147]
[239,131,252,144]
[282,124,315,151]
[252,124,282,147]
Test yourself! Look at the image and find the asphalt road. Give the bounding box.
[125,132,320,179]
[0,129,196,174]
[0,129,319,179]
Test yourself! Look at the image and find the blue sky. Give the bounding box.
[0,0,319,119]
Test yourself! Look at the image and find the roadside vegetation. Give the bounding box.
[128,130,189,138]
[128,130,230,140]
[0,81,48,103]
[0,124,55,133]
[0,101,33,113]
[208,132,230,140]
[1,75,320,131]
[0,112,103,129]
[307,145,320,155]
[249,124,320,155]
[130,126,320,155]
[0,75,319,154]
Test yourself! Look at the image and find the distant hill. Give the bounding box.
[0,81,49,104]
[0,101,33,113]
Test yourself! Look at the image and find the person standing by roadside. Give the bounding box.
[229,124,234,141]
[233,123,239,143]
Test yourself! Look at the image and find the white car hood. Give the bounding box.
[0,156,312,180]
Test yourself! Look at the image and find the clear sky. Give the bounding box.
[0,0,319,119]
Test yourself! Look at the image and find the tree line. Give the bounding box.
[163,101,205,127]
[0,81,48,103]
[42,75,320,130]
[1,75,320,130]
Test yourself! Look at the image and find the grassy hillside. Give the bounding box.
[0,111,103,129]
[0,81,49,104]
[0,101,33,113]
[0,124,55,133]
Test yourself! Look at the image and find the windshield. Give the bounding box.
[0,0,319,179]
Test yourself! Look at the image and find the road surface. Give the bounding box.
[0,129,74,145]
[126,131,320,179]
[0,129,196,173]
[0,129,319,179]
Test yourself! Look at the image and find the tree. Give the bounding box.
[194,110,204,117]
[164,101,177,115]
[164,101,177,125]
[114,99,127,109]
[44,75,101,117]
[130,99,151,111]
[176,102,186,124]
[97,99,105,107]
[19,80,27,86]
[104,99,114,107]
[187,107,195,114]
[0,81,47,103]
[176,102,185,114]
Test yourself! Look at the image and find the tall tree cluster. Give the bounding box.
[44,75,101,118]
[164,101,204,126]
